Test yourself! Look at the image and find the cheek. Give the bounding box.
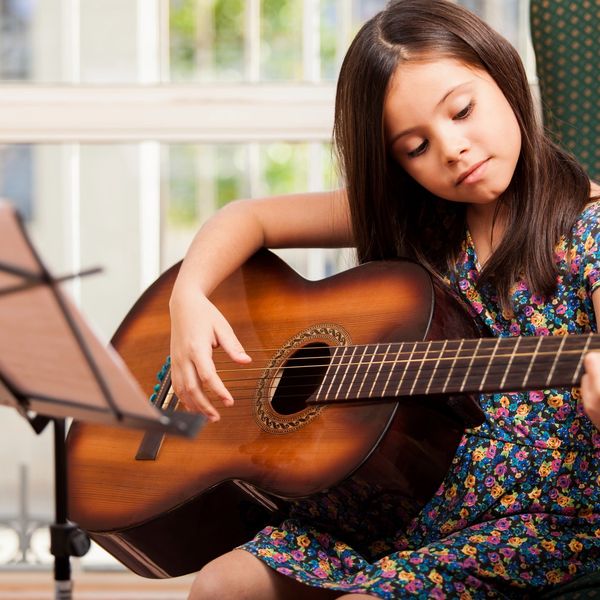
[403,159,443,191]
[497,117,521,176]
[401,163,451,199]
[395,152,426,180]
[492,104,521,156]
[510,119,522,158]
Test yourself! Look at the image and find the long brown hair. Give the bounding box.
[333,0,590,308]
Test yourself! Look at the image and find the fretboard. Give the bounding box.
[312,334,600,405]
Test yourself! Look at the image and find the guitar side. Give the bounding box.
[66,249,480,577]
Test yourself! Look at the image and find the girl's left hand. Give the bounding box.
[581,352,600,429]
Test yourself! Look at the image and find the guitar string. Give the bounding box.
[154,337,598,405]
[155,351,590,405]
[208,339,597,377]
[210,335,560,353]
[157,367,581,406]
[209,335,595,361]
[206,344,597,378]
[155,365,586,406]
[212,357,580,390]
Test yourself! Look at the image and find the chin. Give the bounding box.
[473,187,507,204]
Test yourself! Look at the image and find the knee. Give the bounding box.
[187,550,267,600]
[188,560,232,600]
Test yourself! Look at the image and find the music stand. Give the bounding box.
[0,200,204,599]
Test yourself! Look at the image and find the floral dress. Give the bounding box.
[240,202,600,599]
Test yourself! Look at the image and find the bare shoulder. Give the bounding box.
[583,181,600,214]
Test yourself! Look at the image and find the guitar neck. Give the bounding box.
[313,333,600,404]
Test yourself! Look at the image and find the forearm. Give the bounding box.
[167,189,352,417]
[171,189,351,300]
[172,200,265,300]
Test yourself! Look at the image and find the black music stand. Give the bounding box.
[0,200,204,600]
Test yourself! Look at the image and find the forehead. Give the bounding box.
[386,58,487,105]
[383,58,491,135]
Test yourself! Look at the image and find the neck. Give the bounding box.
[466,201,505,266]
[312,334,599,406]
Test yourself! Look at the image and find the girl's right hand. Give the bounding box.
[169,290,251,422]
[582,352,600,431]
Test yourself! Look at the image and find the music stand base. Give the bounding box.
[51,419,90,600]
[55,578,73,600]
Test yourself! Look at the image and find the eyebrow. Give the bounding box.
[388,80,474,146]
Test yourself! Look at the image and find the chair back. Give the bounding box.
[530,0,600,180]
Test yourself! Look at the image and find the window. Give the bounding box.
[0,0,532,570]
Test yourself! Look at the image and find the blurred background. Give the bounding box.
[0,0,534,573]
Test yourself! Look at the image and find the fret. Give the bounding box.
[592,335,600,352]
[316,332,600,406]
[514,336,561,389]
[321,345,350,401]
[394,342,416,396]
[425,339,447,395]
[479,338,499,390]
[369,343,392,398]
[468,338,504,392]
[380,342,404,398]
[522,336,543,388]
[459,338,482,392]
[468,339,499,388]
[442,339,480,394]
[572,334,592,384]
[499,336,541,392]
[409,340,433,395]
[499,336,520,390]
[356,343,380,399]
[340,346,366,400]
[511,336,550,389]
[545,335,567,388]
[543,335,589,388]
[442,339,464,394]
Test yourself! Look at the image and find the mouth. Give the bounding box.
[456,159,490,186]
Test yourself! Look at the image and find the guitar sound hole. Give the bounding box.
[271,342,331,416]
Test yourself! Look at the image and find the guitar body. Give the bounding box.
[66,249,482,578]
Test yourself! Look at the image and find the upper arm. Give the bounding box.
[246,188,354,249]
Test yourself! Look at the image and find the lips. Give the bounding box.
[456,158,489,186]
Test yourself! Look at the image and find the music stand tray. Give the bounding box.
[0,200,204,599]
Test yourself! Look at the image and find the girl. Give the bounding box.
[583,354,600,429]
[169,1,600,598]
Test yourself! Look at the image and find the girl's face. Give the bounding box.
[384,58,521,208]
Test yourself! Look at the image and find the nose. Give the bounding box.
[440,130,470,164]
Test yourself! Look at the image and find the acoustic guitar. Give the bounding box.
[66,249,597,578]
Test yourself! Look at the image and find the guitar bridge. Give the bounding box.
[136,370,177,461]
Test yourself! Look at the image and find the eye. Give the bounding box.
[407,140,428,158]
[454,102,474,120]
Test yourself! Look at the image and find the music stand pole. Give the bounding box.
[51,418,90,600]
[0,201,204,599]
[0,378,90,600]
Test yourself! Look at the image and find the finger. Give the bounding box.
[190,345,237,408]
[583,353,600,401]
[581,372,592,407]
[584,351,600,376]
[581,355,600,428]
[215,320,252,364]
[172,361,222,422]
